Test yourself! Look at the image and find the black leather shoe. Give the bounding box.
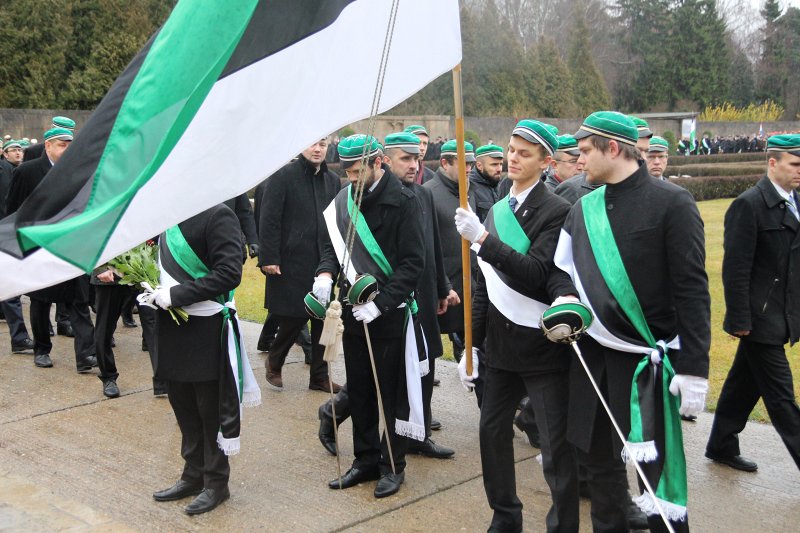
[142,339,149,352]
[318,405,338,456]
[185,487,230,515]
[626,498,648,530]
[153,479,203,502]
[11,338,35,354]
[122,317,137,328]
[328,467,380,489]
[34,353,53,368]
[705,451,758,472]
[681,414,697,422]
[430,418,442,431]
[433,378,440,386]
[374,471,404,498]
[76,355,98,373]
[57,323,75,337]
[103,380,120,398]
[111,336,116,348]
[408,437,454,459]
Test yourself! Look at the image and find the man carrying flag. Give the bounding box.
[314,134,426,498]
[454,120,578,533]
[546,111,710,532]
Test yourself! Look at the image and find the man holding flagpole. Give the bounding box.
[454,120,578,533]
[545,111,710,532]
[315,134,426,498]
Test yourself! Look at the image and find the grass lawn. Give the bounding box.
[235,197,800,422]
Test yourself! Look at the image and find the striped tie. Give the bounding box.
[509,196,518,212]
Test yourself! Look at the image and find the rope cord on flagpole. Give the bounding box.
[570,341,676,533]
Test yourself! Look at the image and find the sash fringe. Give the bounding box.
[216,432,241,456]
[395,419,426,442]
[634,492,688,521]
[622,440,659,463]
[418,358,429,377]
[242,390,261,408]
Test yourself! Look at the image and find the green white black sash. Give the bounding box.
[476,194,548,328]
[322,185,426,441]
[160,224,261,455]
[578,187,687,521]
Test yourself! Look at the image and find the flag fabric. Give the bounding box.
[758,122,764,138]
[689,118,697,153]
[0,0,462,300]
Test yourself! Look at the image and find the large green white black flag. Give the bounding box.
[0,0,461,299]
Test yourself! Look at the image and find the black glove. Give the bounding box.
[248,243,259,258]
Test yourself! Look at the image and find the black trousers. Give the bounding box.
[258,314,311,355]
[267,315,327,382]
[94,285,132,381]
[421,356,436,437]
[343,331,408,475]
[138,305,166,391]
[168,380,230,490]
[707,337,800,469]
[1,297,29,344]
[480,366,578,533]
[321,383,351,425]
[29,299,94,362]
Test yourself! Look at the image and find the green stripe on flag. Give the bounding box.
[18,0,259,271]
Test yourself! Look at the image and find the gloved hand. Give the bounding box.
[552,295,579,306]
[541,295,585,343]
[352,301,381,323]
[152,287,172,310]
[248,243,259,258]
[668,374,708,417]
[454,207,486,243]
[457,347,480,391]
[312,276,333,306]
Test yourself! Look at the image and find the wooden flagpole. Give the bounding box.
[451,64,473,375]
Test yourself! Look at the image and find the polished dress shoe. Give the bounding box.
[76,355,98,373]
[122,317,137,328]
[103,380,120,398]
[705,451,758,472]
[318,405,338,456]
[681,414,697,422]
[626,498,648,530]
[328,467,380,489]
[408,437,454,459]
[430,418,442,431]
[34,353,53,368]
[11,338,35,354]
[374,471,404,498]
[153,479,203,501]
[185,487,230,515]
[57,323,75,337]
[309,378,342,393]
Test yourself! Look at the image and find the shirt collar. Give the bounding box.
[509,180,538,211]
[770,178,795,204]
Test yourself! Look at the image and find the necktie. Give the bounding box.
[509,196,518,213]
[789,193,799,221]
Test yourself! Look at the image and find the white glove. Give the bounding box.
[457,347,480,391]
[312,276,333,306]
[152,287,172,310]
[668,374,708,417]
[352,301,381,323]
[454,207,486,243]
[552,295,579,306]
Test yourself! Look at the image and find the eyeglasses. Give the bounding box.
[555,158,579,165]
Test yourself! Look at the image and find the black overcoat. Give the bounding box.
[722,176,800,345]
[317,168,425,339]
[155,204,243,382]
[423,168,476,333]
[257,155,341,317]
[472,183,572,374]
[468,167,502,223]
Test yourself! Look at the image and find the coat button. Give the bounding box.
[607,203,614,210]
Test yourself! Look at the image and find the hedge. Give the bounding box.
[669,175,761,201]
[665,165,763,177]
[668,152,766,166]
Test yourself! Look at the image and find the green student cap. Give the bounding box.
[440,139,476,162]
[512,119,559,156]
[574,111,638,146]
[383,132,420,154]
[475,144,504,159]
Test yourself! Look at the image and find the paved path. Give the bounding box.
[1,308,798,532]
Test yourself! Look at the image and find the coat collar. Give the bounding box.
[757,175,799,232]
[512,180,548,221]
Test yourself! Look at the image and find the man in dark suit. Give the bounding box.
[316,134,425,498]
[258,138,342,392]
[22,116,75,162]
[456,120,578,533]
[149,204,253,515]
[706,134,800,472]
[6,127,97,371]
[403,125,436,184]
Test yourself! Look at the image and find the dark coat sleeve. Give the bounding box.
[428,190,452,299]
[257,170,287,267]
[664,190,710,377]
[169,207,243,307]
[233,193,258,245]
[721,195,757,333]
[5,166,26,214]
[472,266,489,349]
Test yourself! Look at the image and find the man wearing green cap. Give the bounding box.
[455,119,579,532]
[546,111,710,531]
[7,127,98,372]
[647,136,670,180]
[470,144,505,223]
[706,134,800,472]
[315,134,425,498]
[630,115,654,158]
[403,125,436,184]
[23,116,76,163]
[545,134,583,192]
[425,139,476,360]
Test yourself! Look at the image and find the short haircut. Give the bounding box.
[342,153,382,170]
[589,135,640,161]
[441,154,457,165]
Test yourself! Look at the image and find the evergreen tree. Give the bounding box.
[568,3,610,115]
[526,37,578,117]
